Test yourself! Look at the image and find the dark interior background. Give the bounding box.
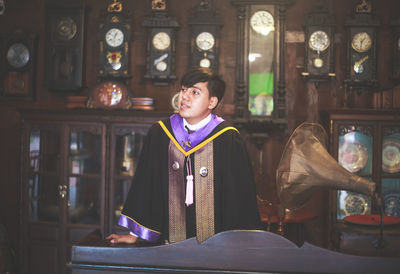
[1,0,399,255]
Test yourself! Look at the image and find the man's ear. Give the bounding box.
[208,96,218,109]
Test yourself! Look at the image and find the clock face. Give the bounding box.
[152,32,171,50]
[105,28,124,47]
[309,30,330,52]
[7,43,30,68]
[196,32,215,51]
[56,17,77,41]
[351,32,372,53]
[250,10,274,36]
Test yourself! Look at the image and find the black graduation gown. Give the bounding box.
[120,118,262,242]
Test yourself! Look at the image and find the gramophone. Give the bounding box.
[276,122,390,248]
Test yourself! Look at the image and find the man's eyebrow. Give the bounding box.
[191,85,202,91]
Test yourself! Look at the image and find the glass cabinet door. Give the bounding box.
[110,126,150,228]
[28,126,62,222]
[336,124,373,219]
[326,111,400,254]
[21,111,166,274]
[381,125,400,217]
[67,126,104,225]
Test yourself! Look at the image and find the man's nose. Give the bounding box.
[181,91,190,100]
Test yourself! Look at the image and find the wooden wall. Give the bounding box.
[1,0,400,253]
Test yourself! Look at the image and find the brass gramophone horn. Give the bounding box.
[276,122,376,211]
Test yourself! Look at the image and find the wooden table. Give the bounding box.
[68,229,400,273]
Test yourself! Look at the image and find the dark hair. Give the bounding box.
[180,68,226,105]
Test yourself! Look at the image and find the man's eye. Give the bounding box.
[192,90,200,95]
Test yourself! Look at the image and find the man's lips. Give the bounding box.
[180,103,190,109]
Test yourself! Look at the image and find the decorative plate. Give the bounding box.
[384,192,400,217]
[338,141,368,173]
[382,138,400,173]
[343,193,369,216]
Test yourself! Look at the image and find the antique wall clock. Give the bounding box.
[188,1,222,71]
[98,0,132,81]
[302,0,335,81]
[143,0,179,85]
[44,1,85,92]
[86,0,134,110]
[1,30,37,99]
[344,0,380,88]
[231,0,294,132]
[391,17,400,81]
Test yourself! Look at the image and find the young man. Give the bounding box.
[107,68,261,244]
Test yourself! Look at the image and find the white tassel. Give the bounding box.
[185,175,193,206]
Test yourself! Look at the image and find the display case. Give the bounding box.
[324,110,400,256]
[19,109,168,274]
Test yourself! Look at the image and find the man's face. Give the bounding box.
[178,81,218,125]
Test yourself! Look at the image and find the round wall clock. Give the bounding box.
[196,32,215,51]
[2,31,37,98]
[152,32,171,50]
[98,10,131,80]
[308,30,330,69]
[351,31,372,53]
[188,1,221,71]
[344,4,379,87]
[56,17,77,41]
[301,1,335,80]
[250,10,274,35]
[7,43,30,69]
[45,2,85,92]
[105,28,124,47]
[143,1,179,85]
[309,30,330,52]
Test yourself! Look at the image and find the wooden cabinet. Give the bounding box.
[19,109,168,274]
[323,110,400,256]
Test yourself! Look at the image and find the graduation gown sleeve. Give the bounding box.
[118,123,170,243]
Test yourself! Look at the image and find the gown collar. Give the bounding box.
[170,113,224,152]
